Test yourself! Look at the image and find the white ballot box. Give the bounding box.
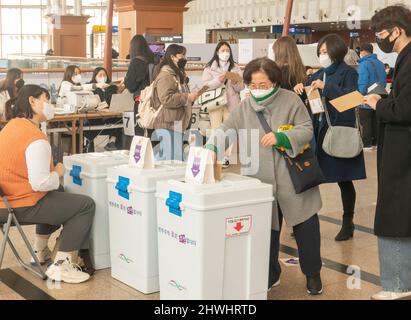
[106,161,187,294]
[63,151,129,270]
[155,173,274,300]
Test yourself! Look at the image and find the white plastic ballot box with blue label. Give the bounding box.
[106,161,187,294]
[63,151,130,270]
[155,173,274,300]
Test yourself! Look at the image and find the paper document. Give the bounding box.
[329,91,364,112]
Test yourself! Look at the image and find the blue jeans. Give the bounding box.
[152,129,184,161]
[378,237,411,292]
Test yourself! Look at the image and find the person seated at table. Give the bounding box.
[58,65,108,98]
[87,67,125,151]
[0,84,95,284]
[0,68,24,121]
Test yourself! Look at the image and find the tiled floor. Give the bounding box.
[0,151,382,300]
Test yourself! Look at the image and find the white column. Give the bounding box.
[74,0,82,16]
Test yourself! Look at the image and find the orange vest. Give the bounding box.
[0,118,52,209]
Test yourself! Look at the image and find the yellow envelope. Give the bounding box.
[329,91,364,112]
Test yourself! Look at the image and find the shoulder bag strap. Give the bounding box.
[321,73,333,129]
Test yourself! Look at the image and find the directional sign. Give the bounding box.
[226,215,252,237]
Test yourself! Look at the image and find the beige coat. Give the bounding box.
[152,65,192,132]
[0,90,10,121]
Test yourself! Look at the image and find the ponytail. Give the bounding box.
[5,97,17,121]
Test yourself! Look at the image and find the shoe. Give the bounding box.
[30,247,51,265]
[371,291,411,300]
[307,274,323,295]
[335,215,355,241]
[268,279,281,292]
[222,157,230,169]
[104,141,117,151]
[46,258,91,284]
[78,249,95,276]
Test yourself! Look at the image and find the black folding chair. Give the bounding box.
[0,186,47,280]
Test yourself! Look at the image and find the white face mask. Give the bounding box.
[72,74,82,84]
[319,54,333,68]
[218,52,231,62]
[250,87,275,99]
[42,102,55,120]
[97,76,107,84]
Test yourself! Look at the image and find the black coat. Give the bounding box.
[306,63,366,183]
[374,42,411,237]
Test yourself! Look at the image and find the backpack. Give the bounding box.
[136,63,163,129]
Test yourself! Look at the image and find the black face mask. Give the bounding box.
[16,79,25,90]
[376,31,399,54]
[177,58,187,69]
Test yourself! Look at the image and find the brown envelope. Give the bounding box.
[225,71,243,83]
[329,91,364,112]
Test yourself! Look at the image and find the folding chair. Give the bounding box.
[0,186,47,280]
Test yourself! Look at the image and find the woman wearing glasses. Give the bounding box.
[206,57,323,296]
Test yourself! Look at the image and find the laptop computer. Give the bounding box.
[109,93,135,112]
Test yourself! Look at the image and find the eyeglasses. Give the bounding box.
[248,83,272,90]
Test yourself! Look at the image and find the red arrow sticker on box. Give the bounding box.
[226,215,252,237]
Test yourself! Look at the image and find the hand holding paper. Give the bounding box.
[329,91,364,112]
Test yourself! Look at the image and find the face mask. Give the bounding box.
[177,58,187,69]
[250,87,276,99]
[218,52,230,62]
[97,77,107,84]
[42,102,55,120]
[72,74,82,84]
[16,79,25,90]
[376,32,399,54]
[319,54,333,68]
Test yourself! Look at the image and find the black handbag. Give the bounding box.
[256,111,326,194]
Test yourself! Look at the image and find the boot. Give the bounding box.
[335,215,355,241]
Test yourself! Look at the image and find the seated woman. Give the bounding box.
[206,58,323,295]
[0,85,95,284]
[58,65,108,98]
[87,67,125,151]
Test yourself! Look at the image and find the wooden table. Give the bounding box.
[49,111,123,155]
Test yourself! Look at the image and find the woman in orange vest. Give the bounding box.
[0,85,95,284]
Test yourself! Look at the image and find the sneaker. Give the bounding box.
[371,291,411,300]
[222,157,230,169]
[30,247,51,265]
[46,258,90,284]
[307,274,323,295]
[104,141,117,151]
[268,279,281,292]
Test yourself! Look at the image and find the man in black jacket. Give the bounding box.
[364,5,411,300]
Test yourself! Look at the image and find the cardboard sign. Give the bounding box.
[185,147,216,184]
[225,71,243,83]
[123,111,135,136]
[226,215,252,237]
[129,136,154,169]
[304,86,325,114]
[329,91,364,112]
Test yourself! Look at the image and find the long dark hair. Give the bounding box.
[129,35,156,63]
[206,41,236,71]
[89,67,111,84]
[0,68,23,99]
[155,44,187,84]
[62,65,80,85]
[5,84,50,121]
